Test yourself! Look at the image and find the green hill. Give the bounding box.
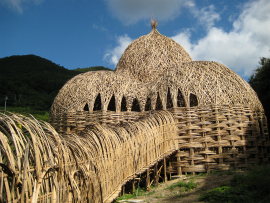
[0,54,112,111]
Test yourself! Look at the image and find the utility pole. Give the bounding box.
[4,96,8,114]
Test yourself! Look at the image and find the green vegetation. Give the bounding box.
[3,106,49,122]
[74,66,113,72]
[248,57,270,125]
[166,180,197,191]
[0,54,112,112]
[199,165,270,203]
[116,187,154,201]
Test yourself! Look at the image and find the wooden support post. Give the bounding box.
[176,150,182,175]
[146,169,150,191]
[122,186,125,196]
[163,157,167,183]
[169,162,172,180]
[132,179,135,194]
[190,148,195,176]
[155,163,158,186]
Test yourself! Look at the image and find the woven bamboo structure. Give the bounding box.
[50,20,268,172]
[0,111,177,202]
[47,20,270,201]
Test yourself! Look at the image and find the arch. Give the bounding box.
[83,103,89,112]
[190,93,198,107]
[166,88,173,109]
[93,93,102,111]
[156,92,163,110]
[121,96,127,111]
[107,95,116,111]
[145,97,151,111]
[177,89,186,107]
[131,98,140,112]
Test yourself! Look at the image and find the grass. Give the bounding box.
[3,106,49,121]
[199,165,270,203]
[166,180,197,191]
[116,187,154,201]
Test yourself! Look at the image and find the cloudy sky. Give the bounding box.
[1,0,269,80]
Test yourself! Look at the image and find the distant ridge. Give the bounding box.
[0,54,112,110]
[74,66,113,72]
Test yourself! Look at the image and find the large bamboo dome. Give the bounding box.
[50,61,263,117]
[115,21,192,82]
[49,21,268,183]
[50,20,264,125]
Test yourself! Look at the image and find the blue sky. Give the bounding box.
[1,0,270,80]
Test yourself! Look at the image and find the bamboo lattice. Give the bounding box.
[0,111,177,202]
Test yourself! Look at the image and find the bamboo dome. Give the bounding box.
[48,21,269,195]
[50,61,263,117]
[50,21,263,117]
[115,20,193,82]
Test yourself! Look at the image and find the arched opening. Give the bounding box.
[83,103,89,111]
[177,89,186,107]
[121,96,127,111]
[131,98,140,112]
[145,97,151,111]
[156,92,163,110]
[190,93,198,107]
[107,95,116,111]
[166,88,173,109]
[93,93,102,111]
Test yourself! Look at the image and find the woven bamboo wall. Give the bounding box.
[50,103,269,172]
[0,111,177,203]
[169,104,269,174]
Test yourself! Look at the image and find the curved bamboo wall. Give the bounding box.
[0,111,177,203]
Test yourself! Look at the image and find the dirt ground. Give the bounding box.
[117,171,241,203]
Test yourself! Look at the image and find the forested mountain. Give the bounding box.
[0,55,112,110]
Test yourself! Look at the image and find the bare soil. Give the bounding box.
[118,171,244,203]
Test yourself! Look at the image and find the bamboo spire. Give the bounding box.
[151,15,158,29]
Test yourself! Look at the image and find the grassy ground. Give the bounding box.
[2,106,49,121]
[115,165,270,203]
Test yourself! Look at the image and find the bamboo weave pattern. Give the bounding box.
[0,111,177,202]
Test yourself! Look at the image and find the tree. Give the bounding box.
[248,57,270,126]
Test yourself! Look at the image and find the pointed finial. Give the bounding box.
[151,15,158,29]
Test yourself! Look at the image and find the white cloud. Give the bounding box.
[104,34,133,66]
[93,24,108,32]
[172,0,270,76]
[104,0,194,25]
[189,4,221,30]
[1,0,44,13]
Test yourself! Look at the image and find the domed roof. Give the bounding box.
[49,20,263,119]
[115,21,192,82]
